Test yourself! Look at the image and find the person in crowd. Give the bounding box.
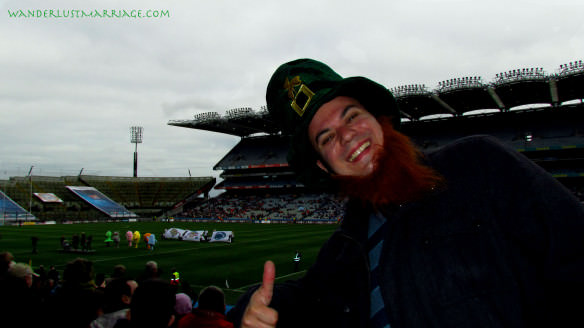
[227,58,584,327]
[170,268,180,287]
[91,278,136,328]
[47,257,101,328]
[137,260,160,284]
[47,264,59,283]
[179,286,233,328]
[0,251,14,277]
[173,293,193,326]
[96,273,107,289]
[7,262,37,288]
[107,264,127,283]
[115,279,176,328]
[35,264,47,281]
[1,262,42,327]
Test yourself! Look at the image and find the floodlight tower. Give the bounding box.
[28,165,34,219]
[130,126,143,178]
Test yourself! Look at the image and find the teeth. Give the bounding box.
[349,141,370,162]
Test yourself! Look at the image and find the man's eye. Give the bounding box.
[321,135,333,146]
[347,113,358,122]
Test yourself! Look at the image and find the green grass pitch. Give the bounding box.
[0,221,338,304]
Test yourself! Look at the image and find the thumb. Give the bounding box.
[259,260,275,305]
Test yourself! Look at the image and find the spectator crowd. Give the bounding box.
[0,251,234,328]
[185,192,345,222]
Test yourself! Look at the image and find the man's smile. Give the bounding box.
[348,141,371,162]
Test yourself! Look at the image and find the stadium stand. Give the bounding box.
[169,60,584,221]
[183,190,344,223]
[0,175,215,222]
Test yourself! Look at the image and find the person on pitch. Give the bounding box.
[227,58,584,328]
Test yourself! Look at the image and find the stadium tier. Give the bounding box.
[169,60,584,222]
[0,175,215,222]
[182,191,344,223]
[213,135,289,170]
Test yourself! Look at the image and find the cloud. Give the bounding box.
[1,0,583,181]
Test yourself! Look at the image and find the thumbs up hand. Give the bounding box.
[241,260,279,328]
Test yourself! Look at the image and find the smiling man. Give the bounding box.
[309,96,384,176]
[227,59,584,328]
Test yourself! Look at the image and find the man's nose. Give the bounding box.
[338,125,356,145]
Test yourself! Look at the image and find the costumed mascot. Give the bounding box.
[147,233,157,251]
[104,230,113,247]
[143,233,152,249]
[133,230,141,249]
[126,230,133,247]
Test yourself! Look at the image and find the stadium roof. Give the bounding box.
[168,61,584,137]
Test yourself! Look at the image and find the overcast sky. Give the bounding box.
[1,0,583,182]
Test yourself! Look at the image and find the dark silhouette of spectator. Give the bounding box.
[91,278,136,328]
[178,286,233,328]
[81,232,87,251]
[47,257,101,328]
[137,260,160,284]
[47,265,59,283]
[72,233,80,250]
[7,262,37,288]
[109,264,127,282]
[87,235,94,250]
[96,272,106,289]
[0,251,14,277]
[1,262,42,327]
[35,264,47,281]
[115,279,176,328]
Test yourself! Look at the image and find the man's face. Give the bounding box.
[308,96,384,176]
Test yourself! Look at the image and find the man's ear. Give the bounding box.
[316,160,329,173]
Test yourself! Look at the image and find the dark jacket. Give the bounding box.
[228,135,584,327]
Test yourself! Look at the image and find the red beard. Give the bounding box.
[332,117,442,207]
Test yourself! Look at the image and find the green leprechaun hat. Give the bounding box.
[266,58,400,187]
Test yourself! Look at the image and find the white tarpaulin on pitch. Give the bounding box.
[209,231,234,243]
[163,228,209,242]
[182,230,208,242]
[163,228,187,240]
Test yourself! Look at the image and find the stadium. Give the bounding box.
[0,61,584,328]
[1,59,583,320]
[1,59,583,223]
